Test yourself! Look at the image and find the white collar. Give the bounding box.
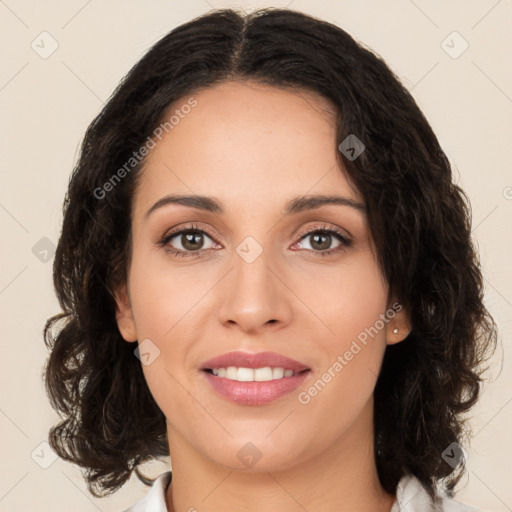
[121,471,171,512]
[390,474,482,512]
[122,471,481,512]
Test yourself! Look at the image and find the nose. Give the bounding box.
[216,242,293,335]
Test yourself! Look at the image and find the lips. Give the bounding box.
[200,351,310,373]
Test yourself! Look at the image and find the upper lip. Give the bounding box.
[201,351,310,372]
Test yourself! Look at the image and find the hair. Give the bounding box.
[43,6,498,503]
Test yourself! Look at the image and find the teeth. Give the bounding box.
[227,366,238,380]
[272,367,284,379]
[211,366,296,381]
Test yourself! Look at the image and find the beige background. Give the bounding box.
[1,1,511,511]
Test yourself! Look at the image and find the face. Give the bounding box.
[115,81,409,473]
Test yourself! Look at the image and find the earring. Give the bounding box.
[393,328,399,334]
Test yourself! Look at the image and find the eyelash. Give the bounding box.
[157,223,352,259]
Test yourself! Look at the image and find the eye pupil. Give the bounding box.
[311,233,331,251]
[182,232,203,250]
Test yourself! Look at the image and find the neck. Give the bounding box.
[165,399,395,512]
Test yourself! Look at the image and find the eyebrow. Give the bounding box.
[144,193,366,219]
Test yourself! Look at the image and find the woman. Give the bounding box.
[43,7,497,512]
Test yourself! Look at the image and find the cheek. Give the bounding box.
[309,250,388,344]
[297,280,388,442]
[128,252,206,339]
[305,251,388,395]
[126,253,210,403]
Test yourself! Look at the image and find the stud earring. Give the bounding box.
[393,328,399,334]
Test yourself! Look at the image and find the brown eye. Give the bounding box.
[307,232,336,251]
[164,229,215,252]
[157,223,219,258]
[176,231,207,251]
[295,227,351,256]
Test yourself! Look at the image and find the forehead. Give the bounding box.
[133,81,361,217]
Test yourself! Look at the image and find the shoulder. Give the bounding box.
[119,471,172,512]
[391,475,484,512]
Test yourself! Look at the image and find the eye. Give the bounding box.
[293,225,352,256]
[158,223,218,258]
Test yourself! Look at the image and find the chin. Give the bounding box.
[206,437,308,474]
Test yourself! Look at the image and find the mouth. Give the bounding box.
[199,351,311,406]
[202,367,310,381]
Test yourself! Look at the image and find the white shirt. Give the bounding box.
[121,471,483,512]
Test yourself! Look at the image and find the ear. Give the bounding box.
[385,299,412,346]
[114,283,137,342]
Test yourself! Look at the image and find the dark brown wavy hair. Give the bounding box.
[43,7,498,503]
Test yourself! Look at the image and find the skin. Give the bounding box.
[115,81,411,512]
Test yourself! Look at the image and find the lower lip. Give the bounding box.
[202,370,310,406]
